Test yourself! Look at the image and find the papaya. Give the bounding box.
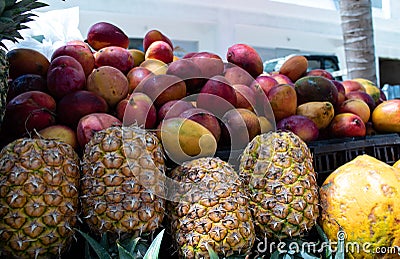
[294,76,338,105]
[393,159,400,169]
[372,99,400,132]
[6,48,50,79]
[320,155,400,259]
[296,101,334,129]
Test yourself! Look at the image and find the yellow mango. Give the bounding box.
[140,58,168,75]
[157,117,217,163]
[296,101,334,129]
[372,99,400,132]
[353,78,381,103]
[128,49,145,67]
[7,48,50,79]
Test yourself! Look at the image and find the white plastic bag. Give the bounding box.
[5,6,84,59]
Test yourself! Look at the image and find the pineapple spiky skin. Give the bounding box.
[168,157,255,259]
[80,125,166,237]
[239,130,319,240]
[0,138,80,259]
[0,48,8,129]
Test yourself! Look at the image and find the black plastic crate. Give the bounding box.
[308,133,400,185]
[214,133,400,186]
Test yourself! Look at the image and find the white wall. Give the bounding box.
[38,0,400,80]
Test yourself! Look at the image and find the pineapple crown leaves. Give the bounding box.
[0,0,48,49]
[75,228,165,259]
[315,220,345,259]
[265,225,345,259]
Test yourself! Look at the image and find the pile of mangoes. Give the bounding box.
[2,21,399,163]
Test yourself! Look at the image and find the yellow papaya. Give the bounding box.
[320,155,400,259]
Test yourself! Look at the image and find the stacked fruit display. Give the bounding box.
[1,18,400,259]
[2,20,398,159]
[0,22,276,163]
[265,55,392,142]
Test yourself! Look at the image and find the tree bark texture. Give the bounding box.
[339,0,377,85]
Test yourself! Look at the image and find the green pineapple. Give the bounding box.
[0,0,48,128]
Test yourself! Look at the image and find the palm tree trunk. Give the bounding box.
[339,0,377,85]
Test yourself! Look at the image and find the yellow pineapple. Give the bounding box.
[0,138,80,258]
[239,130,319,240]
[168,157,255,259]
[80,125,166,237]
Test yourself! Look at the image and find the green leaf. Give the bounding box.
[334,232,345,259]
[299,251,320,259]
[100,233,109,251]
[75,229,112,259]
[0,0,6,16]
[316,224,333,259]
[4,0,16,8]
[143,229,165,259]
[135,241,151,258]
[206,243,219,259]
[0,16,13,22]
[316,224,329,243]
[270,250,282,259]
[10,0,47,13]
[226,255,247,259]
[85,241,92,259]
[117,242,135,259]
[126,237,141,255]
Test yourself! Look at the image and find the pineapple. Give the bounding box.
[238,130,319,240]
[0,138,80,258]
[168,157,255,259]
[80,125,166,238]
[0,49,7,128]
[0,0,48,128]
